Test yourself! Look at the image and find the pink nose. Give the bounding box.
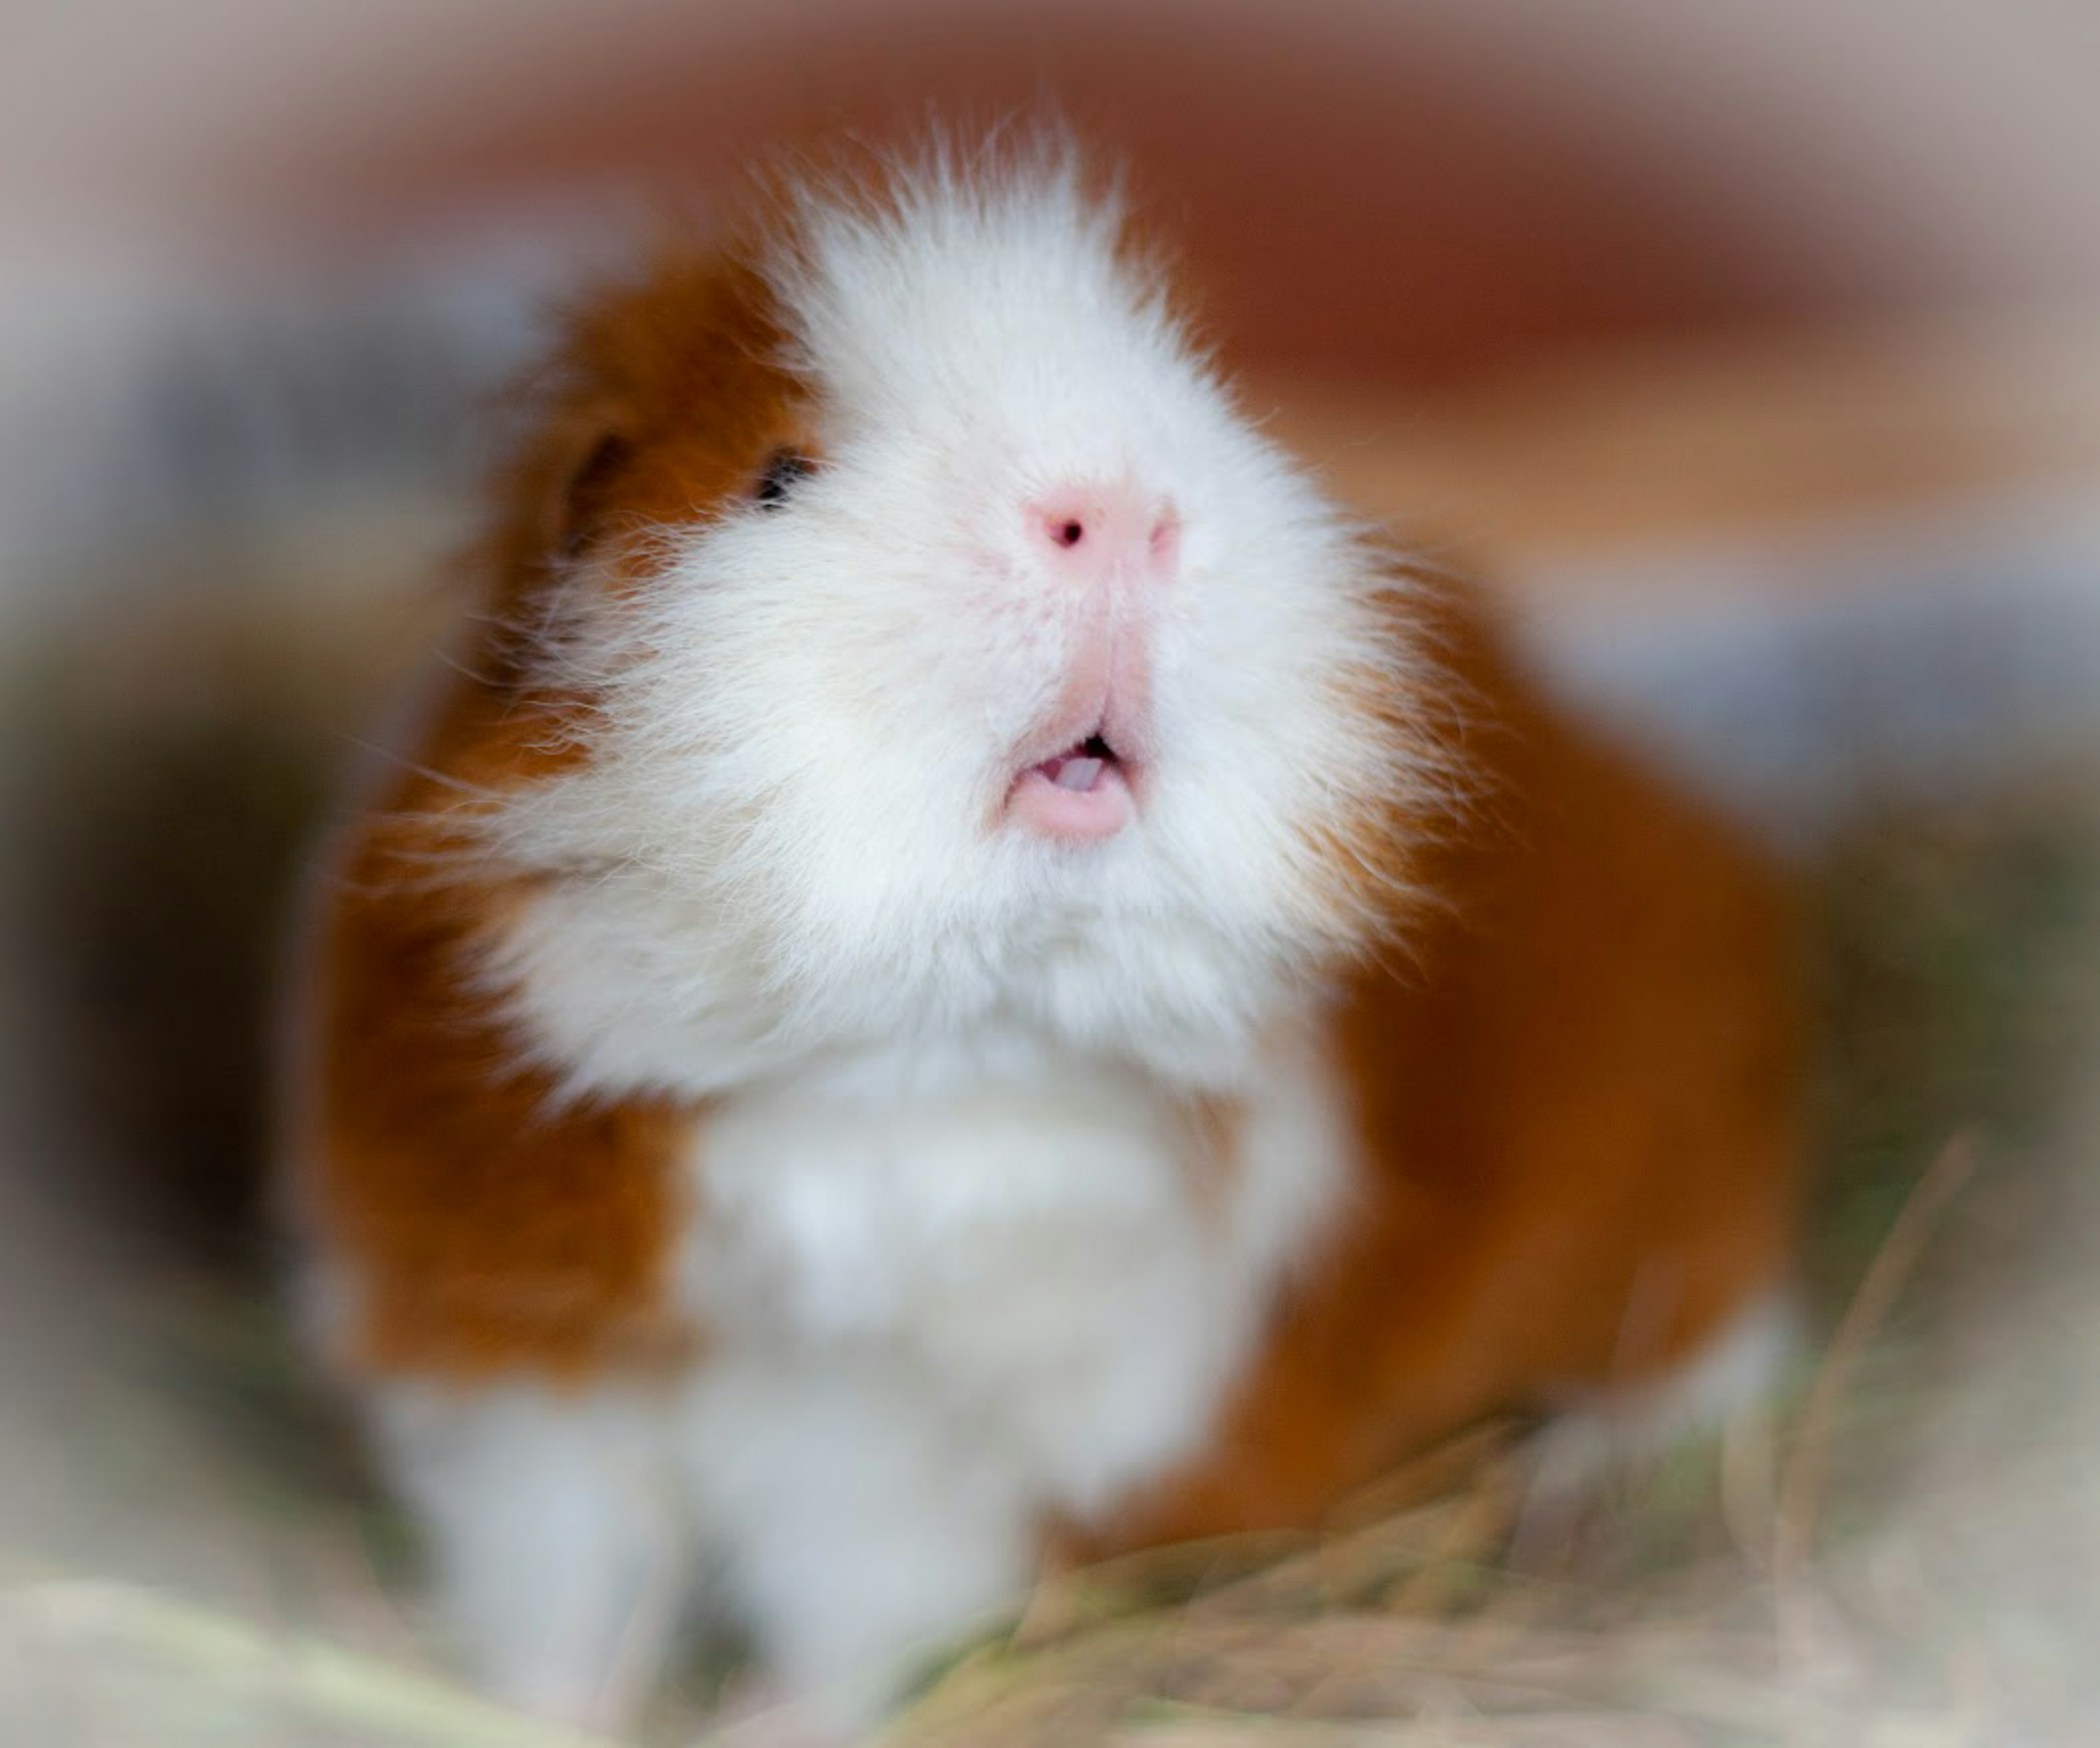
[1032,484,1181,586]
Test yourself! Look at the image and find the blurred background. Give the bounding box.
[2,3,2098,1743]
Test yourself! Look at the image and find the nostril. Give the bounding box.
[1032,491,1175,572]
[1148,512,1182,573]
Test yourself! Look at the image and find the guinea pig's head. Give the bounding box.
[478,141,1444,1087]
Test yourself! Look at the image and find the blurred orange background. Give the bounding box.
[8,0,2100,379]
[5,0,2100,620]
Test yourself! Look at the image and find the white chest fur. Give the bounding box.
[680,1029,1351,1518]
[647,1026,1355,1701]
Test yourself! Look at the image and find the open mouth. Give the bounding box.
[1008,729,1137,842]
[1038,732,1118,793]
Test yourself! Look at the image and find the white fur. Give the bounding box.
[350,148,1434,1725]
[371,1382,692,1728]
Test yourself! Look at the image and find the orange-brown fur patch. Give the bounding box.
[1067,590,1805,1553]
[293,241,814,1381]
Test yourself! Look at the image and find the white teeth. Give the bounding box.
[1054,757,1104,791]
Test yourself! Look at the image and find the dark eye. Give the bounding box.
[753,449,814,509]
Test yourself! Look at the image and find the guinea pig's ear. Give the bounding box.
[535,402,640,564]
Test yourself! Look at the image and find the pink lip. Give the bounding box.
[1003,613,1153,844]
[1007,738,1137,842]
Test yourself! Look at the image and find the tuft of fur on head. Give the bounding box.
[453,134,1450,1099]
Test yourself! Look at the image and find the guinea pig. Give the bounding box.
[278,135,1805,1732]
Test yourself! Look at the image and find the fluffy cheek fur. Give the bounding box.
[487,462,1427,1092]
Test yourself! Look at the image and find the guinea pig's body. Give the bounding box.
[281,144,1803,1728]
